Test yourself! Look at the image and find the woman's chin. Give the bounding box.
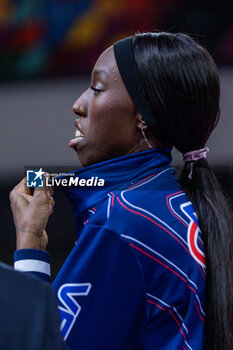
[77,152,103,168]
[75,149,93,167]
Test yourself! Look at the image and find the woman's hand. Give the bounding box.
[9,176,55,251]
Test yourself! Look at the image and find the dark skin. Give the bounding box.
[9,177,54,250]
[70,46,159,167]
[10,45,160,250]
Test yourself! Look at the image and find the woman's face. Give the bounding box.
[70,46,142,167]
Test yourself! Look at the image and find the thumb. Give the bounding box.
[12,193,29,213]
[30,173,54,207]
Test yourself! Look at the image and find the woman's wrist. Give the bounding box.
[16,229,47,251]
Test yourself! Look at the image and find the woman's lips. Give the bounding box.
[69,129,84,148]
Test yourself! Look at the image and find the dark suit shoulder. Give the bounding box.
[0,262,67,350]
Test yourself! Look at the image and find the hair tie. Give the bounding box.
[183,147,209,179]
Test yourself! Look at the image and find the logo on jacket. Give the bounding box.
[26,168,44,187]
[181,202,206,268]
[58,283,92,340]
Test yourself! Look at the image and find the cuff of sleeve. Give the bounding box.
[14,249,51,281]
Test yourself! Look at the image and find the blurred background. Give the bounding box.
[0,0,232,279]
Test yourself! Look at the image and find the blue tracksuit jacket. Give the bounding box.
[14,148,206,350]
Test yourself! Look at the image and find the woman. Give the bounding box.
[10,32,233,350]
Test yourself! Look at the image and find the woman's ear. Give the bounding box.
[136,113,148,129]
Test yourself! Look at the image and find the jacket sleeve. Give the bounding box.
[14,248,51,282]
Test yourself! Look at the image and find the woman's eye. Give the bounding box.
[90,85,102,95]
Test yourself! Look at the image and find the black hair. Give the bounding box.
[132,32,233,350]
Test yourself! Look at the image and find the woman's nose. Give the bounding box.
[72,90,88,117]
[72,103,86,117]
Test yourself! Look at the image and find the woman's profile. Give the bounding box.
[10,32,233,350]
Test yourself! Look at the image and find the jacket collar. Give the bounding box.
[63,148,172,219]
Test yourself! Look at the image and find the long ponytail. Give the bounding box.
[181,159,233,349]
[133,32,233,349]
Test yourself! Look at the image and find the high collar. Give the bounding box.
[63,148,172,219]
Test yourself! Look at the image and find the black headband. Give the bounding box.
[113,37,158,132]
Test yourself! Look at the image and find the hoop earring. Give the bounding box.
[140,127,152,148]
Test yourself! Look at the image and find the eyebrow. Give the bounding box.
[92,70,109,78]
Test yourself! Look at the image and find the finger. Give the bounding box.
[11,193,29,212]
[21,193,33,203]
[30,179,55,213]
[31,188,49,207]
[46,188,54,198]
[9,178,32,202]
[49,196,55,206]
[49,197,55,214]
[18,177,33,195]
[33,173,54,198]
[44,173,54,197]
